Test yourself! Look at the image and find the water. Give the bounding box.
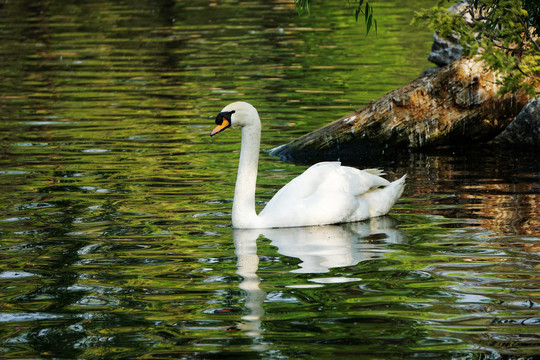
[1,0,539,359]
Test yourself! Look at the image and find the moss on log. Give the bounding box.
[271,57,532,162]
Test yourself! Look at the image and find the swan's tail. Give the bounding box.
[365,174,406,218]
[363,168,386,176]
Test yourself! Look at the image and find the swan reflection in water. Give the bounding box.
[233,216,406,337]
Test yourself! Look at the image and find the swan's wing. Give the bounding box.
[316,164,391,195]
[264,161,391,205]
[259,162,392,226]
[264,162,340,202]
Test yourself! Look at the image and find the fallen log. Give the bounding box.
[270,57,532,163]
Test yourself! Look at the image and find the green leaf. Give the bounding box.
[367,12,373,36]
[365,2,369,22]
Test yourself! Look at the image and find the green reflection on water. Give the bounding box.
[1,0,539,359]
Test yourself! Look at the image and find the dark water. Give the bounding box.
[1,0,539,359]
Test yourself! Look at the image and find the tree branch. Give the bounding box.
[517,15,540,52]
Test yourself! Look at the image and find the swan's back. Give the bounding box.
[258,162,405,228]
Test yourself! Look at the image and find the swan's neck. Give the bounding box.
[232,123,262,228]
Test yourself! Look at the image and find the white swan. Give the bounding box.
[211,101,406,229]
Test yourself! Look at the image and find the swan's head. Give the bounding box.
[210,101,260,137]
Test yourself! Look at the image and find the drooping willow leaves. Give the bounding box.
[294,0,377,35]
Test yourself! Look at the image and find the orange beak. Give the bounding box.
[210,118,230,137]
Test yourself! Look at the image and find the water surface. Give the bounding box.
[1,0,539,359]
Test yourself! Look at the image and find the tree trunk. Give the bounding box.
[270,57,532,163]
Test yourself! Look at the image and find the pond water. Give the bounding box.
[1,0,539,359]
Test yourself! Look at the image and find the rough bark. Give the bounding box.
[270,57,532,163]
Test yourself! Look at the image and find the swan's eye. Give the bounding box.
[215,110,235,125]
[211,110,235,137]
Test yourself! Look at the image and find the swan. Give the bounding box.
[210,101,406,229]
